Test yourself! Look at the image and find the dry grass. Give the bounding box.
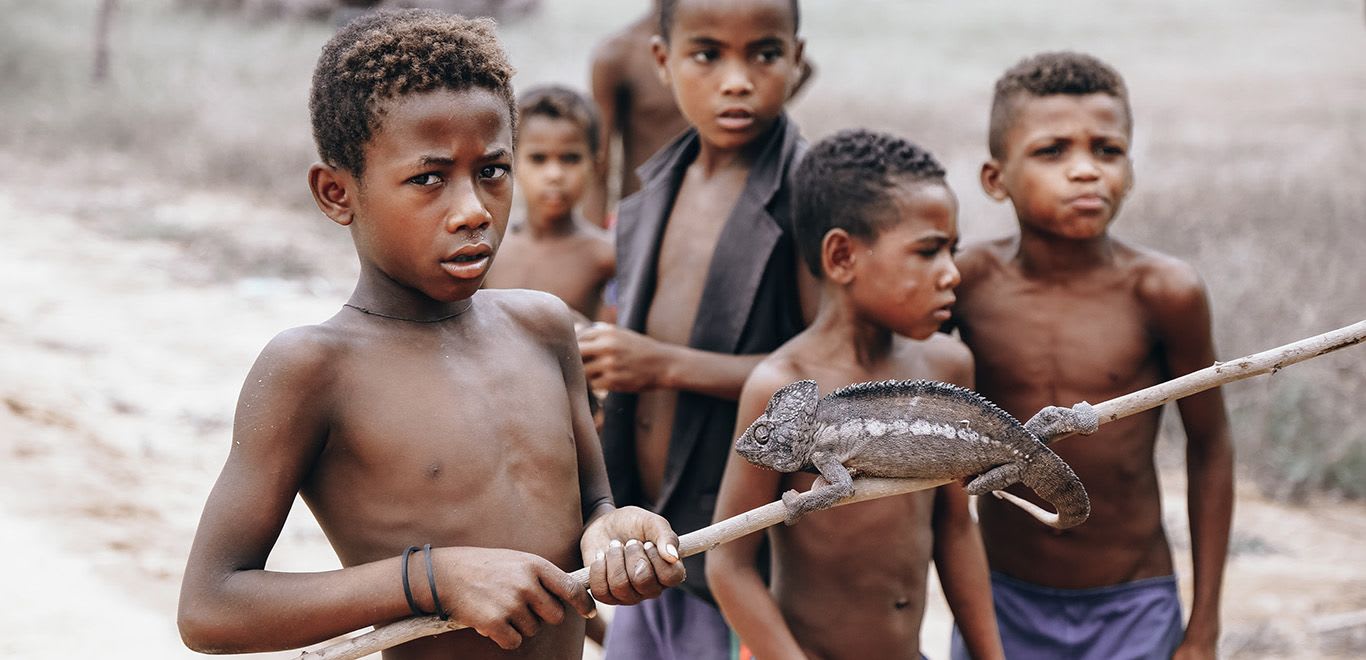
[2,0,1363,499]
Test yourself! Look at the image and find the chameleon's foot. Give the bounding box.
[781,489,807,525]
[1024,402,1100,441]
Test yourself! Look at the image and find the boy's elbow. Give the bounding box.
[178,596,249,654]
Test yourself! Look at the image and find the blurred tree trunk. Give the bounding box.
[93,0,117,83]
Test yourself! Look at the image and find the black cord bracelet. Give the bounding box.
[400,545,429,617]
[422,543,448,620]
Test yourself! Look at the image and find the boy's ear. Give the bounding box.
[650,36,672,88]
[821,228,857,285]
[308,162,356,227]
[980,159,1009,202]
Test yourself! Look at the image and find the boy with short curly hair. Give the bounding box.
[177,11,683,658]
[950,51,1234,659]
[709,129,1003,660]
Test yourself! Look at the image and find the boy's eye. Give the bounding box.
[690,49,718,64]
[755,48,783,64]
[480,164,510,180]
[407,173,442,186]
[561,153,583,165]
[1097,144,1127,157]
[1033,144,1064,157]
[528,153,548,164]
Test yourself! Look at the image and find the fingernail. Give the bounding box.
[609,539,622,548]
[643,541,655,551]
[595,551,605,562]
[587,609,598,619]
[664,544,679,559]
[625,539,640,547]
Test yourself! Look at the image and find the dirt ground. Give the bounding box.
[1,150,1363,658]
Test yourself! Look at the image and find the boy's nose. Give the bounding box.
[445,186,493,234]
[940,257,962,289]
[720,62,755,96]
[1067,157,1101,181]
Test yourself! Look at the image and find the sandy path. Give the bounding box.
[1,164,1363,658]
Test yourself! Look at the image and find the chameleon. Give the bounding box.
[734,379,1099,529]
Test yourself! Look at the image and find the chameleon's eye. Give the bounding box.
[753,424,770,444]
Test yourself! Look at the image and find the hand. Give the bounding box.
[577,322,671,393]
[1172,634,1218,660]
[429,546,596,650]
[580,505,686,605]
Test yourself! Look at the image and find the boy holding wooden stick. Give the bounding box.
[177,11,683,658]
[949,51,1235,659]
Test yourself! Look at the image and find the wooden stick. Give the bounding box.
[1049,318,1366,445]
[299,318,1366,659]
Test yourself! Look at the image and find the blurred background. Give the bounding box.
[1,0,1363,657]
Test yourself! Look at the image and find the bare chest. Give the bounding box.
[959,279,1160,405]
[488,239,605,315]
[645,175,745,343]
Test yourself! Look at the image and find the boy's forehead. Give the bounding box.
[1006,93,1132,143]
[518,115,591,148]
[368,87,513,156]
[668,0,797,43]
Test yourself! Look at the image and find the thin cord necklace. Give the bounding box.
[343,302,469,323]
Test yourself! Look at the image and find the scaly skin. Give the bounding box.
[734,379,1097,528]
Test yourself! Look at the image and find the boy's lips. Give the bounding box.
[441,243,493,279]
[1067,194,1108,212]
[931,298,955,322]
[716,107,755,131]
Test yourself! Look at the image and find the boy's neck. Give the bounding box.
[808,291,897,368]
[346,265,472,322]
[692,121,775,176]
[1014,228,1116,279]
[523,208,578,239]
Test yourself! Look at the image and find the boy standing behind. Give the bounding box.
[951,52,1234,659]
[177,12,683,658]
[484,85,615,323]
[576,0,816,656]
[708,130,1004,660]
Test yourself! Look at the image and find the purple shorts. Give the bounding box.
[951,572,1184,660]
[604,588,734,660]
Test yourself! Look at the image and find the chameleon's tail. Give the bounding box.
[1003,447,1091,529]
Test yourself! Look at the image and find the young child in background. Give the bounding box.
[950,51,1234,660]
[708,129,1004,660]
[577,0,818,657]
[484,84,615,324]
[177,12,683,659]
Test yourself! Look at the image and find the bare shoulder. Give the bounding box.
[576,220,617,276]
[955,236,1016,290]
[743,349,808,404]
[589,19,644,78]
[1122,242,1210,320]
[915,333,975,388]
[254,322,348,385]
[477,288,577,345]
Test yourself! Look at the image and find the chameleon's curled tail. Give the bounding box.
[999,447,1091,529]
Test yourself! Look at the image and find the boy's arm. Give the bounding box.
[549,301,686,603]
[578,322,765,400]
[178,328,597,653]
[585,41,623,225]
[932,484,1004,660]
[706,366,810,659]
[1145,265,1235,659]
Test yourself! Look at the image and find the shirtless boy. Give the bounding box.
[585,0,813,224]
[709,129,1004,660]
[949,52,1234,660]
[177,12,683,659]
[484,85,615,323]
[576,0,815,656]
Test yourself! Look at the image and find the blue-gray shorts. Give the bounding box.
[951,571,1183,660]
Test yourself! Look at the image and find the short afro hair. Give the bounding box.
[988,51,1130,159]
[792,129,948,278]
[517,84,602,155]
[309,9,516,176]
[658,0,800,42]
